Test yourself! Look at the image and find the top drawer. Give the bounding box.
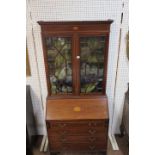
[47,120,108,129]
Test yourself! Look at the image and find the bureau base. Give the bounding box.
[46,98,109,155]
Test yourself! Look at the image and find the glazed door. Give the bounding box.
[79,35,107,94]
[39,21,112,97]
[43,34,108,96]
[44,36,74,95]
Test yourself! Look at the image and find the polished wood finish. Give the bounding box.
[38,21,113,96]
[38,21,113,34]
[38,21,113,155]
[46,98,108,121]
[49,134,106,143]
[46,97,109,154]
[50,142,107,151]
[48,125,107,136]
[33,135,128,155]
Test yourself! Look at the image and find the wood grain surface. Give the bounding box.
[46,98,109,121]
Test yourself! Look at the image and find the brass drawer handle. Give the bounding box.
[61,144,68,150]
[89,145,95,150]
[62,146,67,150]
[61,131,67,135]
[89,137,96,142]
[61,138,67,142]
[88,122,97,126]
[59,123,66,128]
[88,129,96,135]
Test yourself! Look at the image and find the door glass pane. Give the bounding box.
[80,36,105,93]
[45,37,72,94]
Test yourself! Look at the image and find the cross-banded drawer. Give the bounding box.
[49,134,107,143]
[47,120,108,128]
[48,126,107,136]
[46,120,108,136]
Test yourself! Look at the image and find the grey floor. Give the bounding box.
[33,135,128,155]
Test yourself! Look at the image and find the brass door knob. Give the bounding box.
[76,56,80,59]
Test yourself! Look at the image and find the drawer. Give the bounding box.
[49,134,107,143]
[46,120,108,136]
[50,142,107,151]
[48,126,107,136]
[47,120,108,129]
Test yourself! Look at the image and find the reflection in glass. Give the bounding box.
[45,37,72,94]
[80,36,105,93]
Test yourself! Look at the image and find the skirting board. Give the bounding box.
[108,133,119,150]
[40,135,46,152]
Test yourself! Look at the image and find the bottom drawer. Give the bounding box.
[50,142,107,151]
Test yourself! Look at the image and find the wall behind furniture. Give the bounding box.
[26,0,128,135]
[26,1,46,134]
[111,0,129,135]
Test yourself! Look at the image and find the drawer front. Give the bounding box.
[48,126,106,136]
[47,120,108,152]
[46,120,108,136]
[47,120,108,128]
[49,134,106,143]
[50,142,106,151]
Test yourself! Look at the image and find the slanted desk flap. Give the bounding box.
[46,97,109,121]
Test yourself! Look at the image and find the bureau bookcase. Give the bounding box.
[38,21,113,155]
